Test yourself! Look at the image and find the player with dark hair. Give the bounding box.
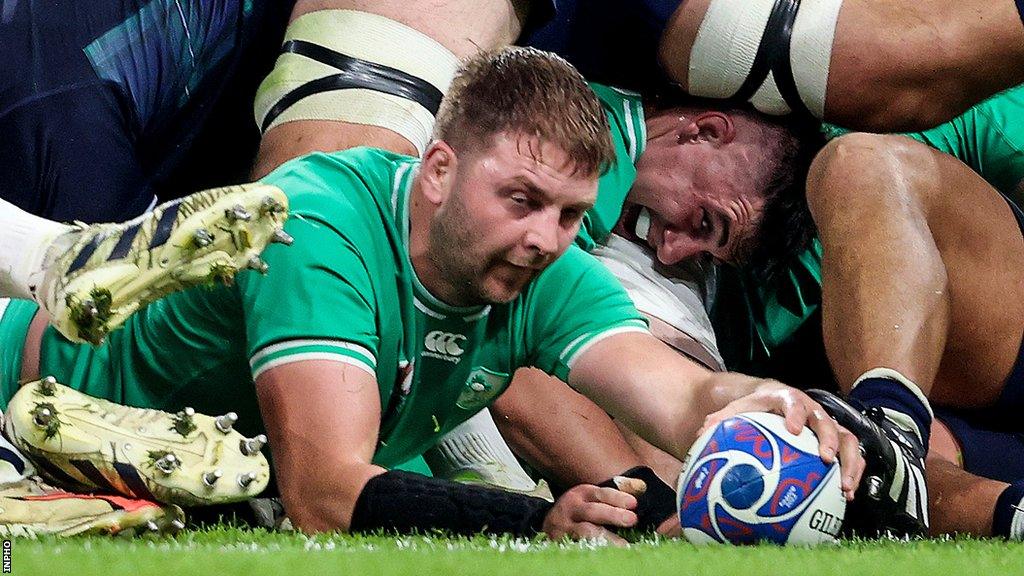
[626,88,1024,539]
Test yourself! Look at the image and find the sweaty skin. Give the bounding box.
[658,0,1024,131]
[926,419,1010,537]
[806,134,1024,536]
[806,134,1024,405]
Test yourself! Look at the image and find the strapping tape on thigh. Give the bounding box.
[688,0,842,118]
[254,10,460,155]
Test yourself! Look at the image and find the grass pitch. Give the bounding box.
[12,529,1024,576]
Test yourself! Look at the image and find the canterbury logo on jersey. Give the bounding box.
[422,330,466,363]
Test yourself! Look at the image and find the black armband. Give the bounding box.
[349,470,553,536]
[598,466,677,532]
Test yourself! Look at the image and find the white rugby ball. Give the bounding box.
[676,412,846,545]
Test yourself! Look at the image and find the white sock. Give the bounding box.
[1009,499,1024,541]
[429,408,538,492]
[0,198,73,301]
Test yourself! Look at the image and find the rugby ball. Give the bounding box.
[676,412,846,545]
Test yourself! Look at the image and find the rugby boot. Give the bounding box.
[805,389,929,538]
[0,476,185,538]
[35,183,291,344]
[5,377,270,507]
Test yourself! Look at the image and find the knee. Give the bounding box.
[805,133,882,217]
[805,133,928,219]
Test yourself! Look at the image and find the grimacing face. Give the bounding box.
[428,132,598,305]
[625,111,768,266]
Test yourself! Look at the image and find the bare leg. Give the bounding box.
[806,134,1024,536]
[252,0,529,176]
[928,459,1005,536]
[659,0,1024,131]
[807,134,948,394]
[928,420,1004,537]
[826,0,1024,130]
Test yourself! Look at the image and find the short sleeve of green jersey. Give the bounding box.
[237,219,379,379]
[522,245,648,382]
[237,152,393,380]
[576,83,646,251]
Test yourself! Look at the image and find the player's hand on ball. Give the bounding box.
[701,380,866,501]
[543,484,638,546]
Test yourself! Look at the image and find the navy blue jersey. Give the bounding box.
[0,0,293,221]
[521,0,682,93]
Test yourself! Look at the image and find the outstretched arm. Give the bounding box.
[257,360,643,542]
[256,360,385,531]
[567,331,865,499]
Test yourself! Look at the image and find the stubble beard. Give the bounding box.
[428,198,501,307]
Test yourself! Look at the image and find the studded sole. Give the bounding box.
[6,378,271,507]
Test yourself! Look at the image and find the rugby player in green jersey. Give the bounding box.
[624,88,1024,539]
[0,47,862,541]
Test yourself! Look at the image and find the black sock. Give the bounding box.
[993,480,1024,539]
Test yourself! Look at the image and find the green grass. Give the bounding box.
[9,529,1024,576]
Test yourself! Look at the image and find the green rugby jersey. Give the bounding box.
[577,83,646,251]
[727,86,1024,372]
[23,146,645,469]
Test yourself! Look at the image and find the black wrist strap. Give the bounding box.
[598,466,677,531]
[350,470,553,536]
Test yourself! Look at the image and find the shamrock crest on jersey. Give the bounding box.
[456,368,509,411]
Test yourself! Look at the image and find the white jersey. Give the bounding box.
[593,234,723,369]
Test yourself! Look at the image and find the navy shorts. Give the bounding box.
[522,0,683,93]
[935,407,1024,483]
[0,0,291,222]
[934,195,1024,481]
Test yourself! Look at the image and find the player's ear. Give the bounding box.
[421,140,458,204]
[692,112,736,147]
[644,107,700,147]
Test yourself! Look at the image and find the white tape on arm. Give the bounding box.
[790,0,843,118]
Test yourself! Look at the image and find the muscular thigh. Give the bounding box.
[291,0,528,57]
[929,167,1024,408]
[253,0,530,174]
